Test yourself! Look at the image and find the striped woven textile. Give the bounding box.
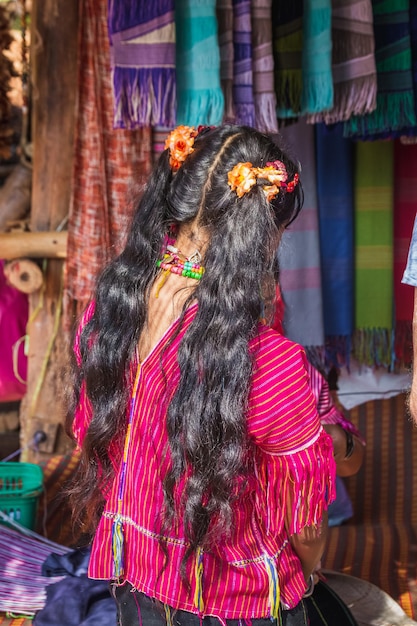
[64,0,152,329]
[217,0,235,122]
[323,393,417,619]
[232,0,255,126]
[251,0,278,133]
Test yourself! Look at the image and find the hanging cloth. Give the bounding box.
[393,140,417,369]
[352,140,394,368]
[217,0,235,122]
[344,0,416,139]
[315,123,354,370]
[251,0,278,133]
[301,0,333,115]
[65,0,152,327]
[107,0,176,128]
[272,0,304,118]
[232,0,255,126]
[278,119,325,368]
[175,0,224,126]
[309,0,377,125]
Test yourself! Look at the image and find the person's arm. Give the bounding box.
[322,423,364,477]
[409,288,417,424]
[289,512,328,583]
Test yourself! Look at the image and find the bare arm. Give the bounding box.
[409,288,417,424]
[323,424,364,477]
[289,512,328,583]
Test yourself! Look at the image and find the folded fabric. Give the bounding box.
[175,0,224,126]
[251,0,278,132]
[232,0,255,126]
[309,0,377,124]
[217,0,235,121]
[108,0,176,128]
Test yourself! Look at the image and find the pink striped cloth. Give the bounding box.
[72,303,335,618]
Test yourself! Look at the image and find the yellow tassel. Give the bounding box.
[194,546,204,613]
[112,516,124,580]
[164,604,173,626]
[154,269,170,298]
[264,554,280,619]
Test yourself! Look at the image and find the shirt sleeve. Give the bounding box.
[247,329,336,536]
[402,213,417,287]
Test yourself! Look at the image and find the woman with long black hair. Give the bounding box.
[67,124,336,626]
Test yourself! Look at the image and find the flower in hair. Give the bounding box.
[165,125,198,171]
[228,159,298,200]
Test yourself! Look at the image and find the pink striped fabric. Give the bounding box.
[72,304,335,618]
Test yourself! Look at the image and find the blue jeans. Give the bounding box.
[111,583,308,626]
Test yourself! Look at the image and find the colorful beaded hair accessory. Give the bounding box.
[227,161,299,202]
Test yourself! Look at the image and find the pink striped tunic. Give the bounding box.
[73,303,335,619]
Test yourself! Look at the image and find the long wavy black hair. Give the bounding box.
[67,124,303,566]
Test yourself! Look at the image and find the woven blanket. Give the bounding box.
[272,0,303,118]
[108,0,176,128]
[217,0,235,121]
[232,0,255,126]
[64,0,152,328]
[315,123,354,369]
[309,0,377,125]
[175,0,224,126]
[345,0,417,139]
[301,0,333,115]
[278,119,325,365]
[393,140,417,368]
[352,140,394,368]
[251,0,278,132]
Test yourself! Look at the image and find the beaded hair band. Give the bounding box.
[164,126,299,201]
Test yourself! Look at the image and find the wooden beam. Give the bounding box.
[0,231,67,259]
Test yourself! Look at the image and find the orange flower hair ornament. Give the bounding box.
[227,161,299,201]
[164,125,198,171]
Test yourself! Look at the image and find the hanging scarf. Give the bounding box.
[315,123,354,369]
[175,0,224,126]
[217,0,235,122]
[393,140,417,369]
[251,0,278,132]
[107,0,176,128]
[309,0,377,125]
[352,140,394,368]
[345,0,416,139]
[272,0,303,118]
[65,0,152,327]
[232,0,255,126]
[301,0,333,115]
[278,119,325,367]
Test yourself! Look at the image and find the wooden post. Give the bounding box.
[20,0,79,462]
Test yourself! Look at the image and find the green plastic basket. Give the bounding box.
[0,462,43,530]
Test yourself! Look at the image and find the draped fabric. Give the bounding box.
[217,0,235,122]
[107,0,176,128]
[393,141,417,368]
[175,0,224,126]
[301,0,333,115]
[345,0,416,139]
[251,0,278,132]
[278,120,325,366]
[352,140,394,368]
[272,0,304,118]
[64,0,152,327]
[309,0,377,125]
[315,123,354,369]
[232,0,255,126]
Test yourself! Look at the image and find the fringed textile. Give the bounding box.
[315,123,354,370]
[251,0,278,133]
[64,0,152,329]
[345,0,417,139]
[232,0,255,126]
[217,0,235,122]
[175,0,224,126]
[278,119,325,366]
[393,140,417,369]
[151,126,173,164]
[309,0,377,125]
[272,0,303,118]
[301,0,333,115]
[352,140,394,368]
[108,0,176,128]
